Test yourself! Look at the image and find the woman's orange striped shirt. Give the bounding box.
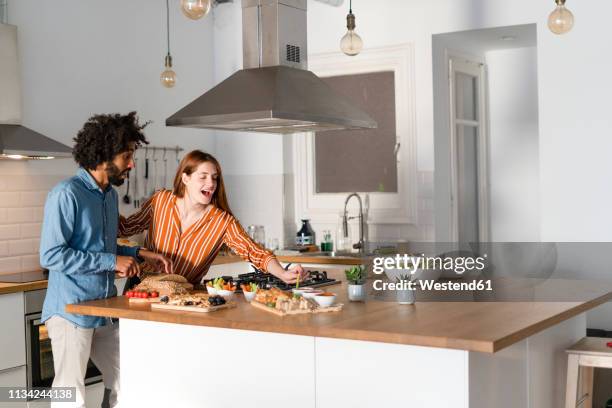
[119,190,275,284]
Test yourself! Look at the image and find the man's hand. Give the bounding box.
[115,255,141,278]
[139,249,173,274]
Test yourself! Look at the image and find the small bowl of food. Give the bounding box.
[302,289,324,299]
[241,283,259,302]
[206,284,218,296]
[292,287,314,296]
[313,292,337,308]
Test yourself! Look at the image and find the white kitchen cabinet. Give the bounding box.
[0,365,27,407]
[0,292,26,370]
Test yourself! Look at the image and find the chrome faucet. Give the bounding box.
[342,193,365,253]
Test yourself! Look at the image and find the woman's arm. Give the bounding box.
[222,217,307,283]
[118,194,155,237]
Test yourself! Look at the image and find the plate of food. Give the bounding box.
[251,287,343,316]
[151,293,236,313]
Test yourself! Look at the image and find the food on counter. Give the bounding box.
[313,292,337,308]
[240,282,259,293]
[126,290,159,299]
[209,277,236,291]
[132,273,193,296]
[158,293,227,308]
[302,290,324,299]
[254,287,316,313]
[208,295,226,306]
[241,283,259,302]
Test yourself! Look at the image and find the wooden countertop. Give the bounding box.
[66,279,612,353]
[0,280,48,295]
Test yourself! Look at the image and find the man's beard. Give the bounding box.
[107,163,129,187]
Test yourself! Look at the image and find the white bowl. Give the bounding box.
[302,290,324,299]
[216,289,235,301]
[243,291,256,302]
[206,286,218,296]
[313,293,336,308]
[292,287,314,296]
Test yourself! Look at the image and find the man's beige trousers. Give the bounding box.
[45,316,120,408]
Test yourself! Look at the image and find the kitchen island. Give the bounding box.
[67,279,612,408]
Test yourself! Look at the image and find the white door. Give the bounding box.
[449,57,489,244]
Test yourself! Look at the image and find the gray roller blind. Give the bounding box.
[315,71,398,193]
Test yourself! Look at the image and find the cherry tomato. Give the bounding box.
[126,291,134,298]
[150,291,159,298]
[142,292,149,299]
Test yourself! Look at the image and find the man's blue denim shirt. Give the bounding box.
[40,168,138,328]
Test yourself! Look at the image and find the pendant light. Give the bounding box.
[160,0,177,88]
[548,0,574,35]
[180,0,212,20]
[340,0,363,56]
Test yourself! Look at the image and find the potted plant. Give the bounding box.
[345,265,366,301]
[396,273,416,305]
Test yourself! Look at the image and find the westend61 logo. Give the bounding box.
[372,254,487,275]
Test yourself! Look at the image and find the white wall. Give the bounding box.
[487,47,540,241]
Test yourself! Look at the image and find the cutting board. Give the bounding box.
[151,301,236,313]
[251,300,343,316]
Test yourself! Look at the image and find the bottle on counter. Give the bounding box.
[296,219,315,246]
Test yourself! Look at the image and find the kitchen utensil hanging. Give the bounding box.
[122,174,131,204]
[143,147,149,203]
[162,148,168,189]
[133,153,140,208]
[150,148,158,196]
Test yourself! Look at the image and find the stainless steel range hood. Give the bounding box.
[166,0,377,134]
[0,23,72,159]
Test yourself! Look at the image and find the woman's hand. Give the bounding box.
[139,249,173,274]
[268,262,309,284]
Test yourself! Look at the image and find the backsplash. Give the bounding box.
[0,160,73,275]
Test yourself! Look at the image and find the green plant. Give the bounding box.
[345,265,366,285]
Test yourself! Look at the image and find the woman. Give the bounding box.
[119,150,306,284]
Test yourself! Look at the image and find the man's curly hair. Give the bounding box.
[72,111,149,169]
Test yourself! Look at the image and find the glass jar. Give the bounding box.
[321,230,333,252]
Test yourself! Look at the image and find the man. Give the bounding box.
[40,112,172,408]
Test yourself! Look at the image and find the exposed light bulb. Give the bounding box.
[180,0,212,20]
[340,12,363,56]
[160,55,176,88]
[548,0,574,35]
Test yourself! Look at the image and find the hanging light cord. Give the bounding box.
[349,0,352,14]
[166,0,171,57]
